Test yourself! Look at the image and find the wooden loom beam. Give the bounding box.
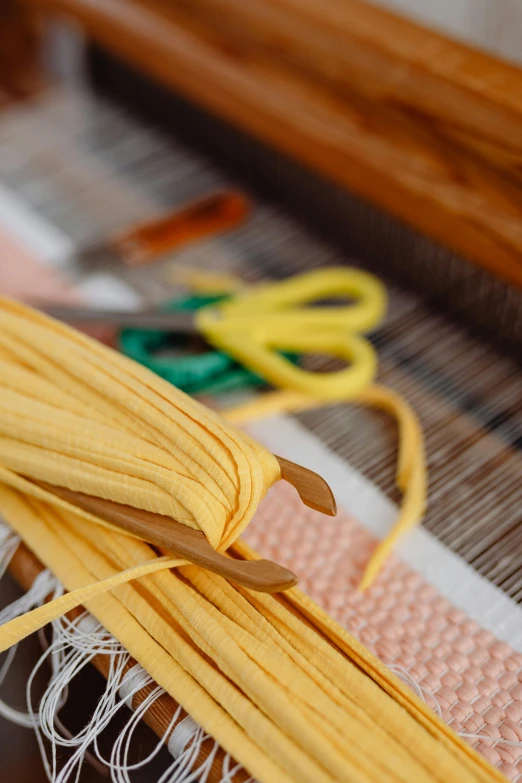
[16,0,522,289]
[0,0,43,102]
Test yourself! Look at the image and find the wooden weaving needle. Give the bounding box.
[31,458,335,593]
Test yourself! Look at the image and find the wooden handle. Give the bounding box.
[32,479,298,593]
[27,456,334,592]
[8,543,251,782]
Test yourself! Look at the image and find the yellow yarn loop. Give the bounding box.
[0,298,280,552]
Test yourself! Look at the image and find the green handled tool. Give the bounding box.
[118,294,275,394]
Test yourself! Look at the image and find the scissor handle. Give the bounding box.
[214,267,386,333]
[197,268,385,398]
[201,326,377,398]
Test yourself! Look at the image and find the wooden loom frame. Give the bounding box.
[11,0,522,290]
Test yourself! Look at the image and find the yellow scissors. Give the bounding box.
[197,267,386,399]
[44,267,386,399]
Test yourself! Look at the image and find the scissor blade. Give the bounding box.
[39,305,198,332]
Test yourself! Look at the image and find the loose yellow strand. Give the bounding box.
[225,384,427,590]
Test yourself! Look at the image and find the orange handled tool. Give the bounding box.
[72,190,250,274]
[112,190,250,266]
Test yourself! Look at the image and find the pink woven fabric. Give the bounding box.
[245,482,522,781]
[0,228,75,301]
[0,227,116,345]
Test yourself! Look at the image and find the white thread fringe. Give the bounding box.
[161,721,254,783]
[2,516,520,777]
[0,518,251,782]
[0,516,58,729]
[0,569,60,728]
[31,612,130,781]
[168,716,200,759]
[0,518,20,582]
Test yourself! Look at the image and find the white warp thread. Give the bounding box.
[387,664,443,720]
[0,517,59,729]
[0,520,20,582]
[168,716,200,759]
[118,662,152,710]
[107,671,181,783]
[162,724,219,783]
[27,610,129,782]
[0,570,60,728]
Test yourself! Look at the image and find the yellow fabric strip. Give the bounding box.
[0,297,281,549]
[0,488,503,783]
[0,299,503,783]
[226,385,426,589]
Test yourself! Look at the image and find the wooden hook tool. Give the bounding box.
[30,457,335,593]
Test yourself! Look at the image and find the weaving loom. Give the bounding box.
[2,1,522,781]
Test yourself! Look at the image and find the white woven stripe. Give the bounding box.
[0,181,73,266]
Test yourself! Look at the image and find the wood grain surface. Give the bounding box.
[0,0,42,101]
[18,0,522,288]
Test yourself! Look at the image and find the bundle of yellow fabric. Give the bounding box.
[0,299,505,782]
